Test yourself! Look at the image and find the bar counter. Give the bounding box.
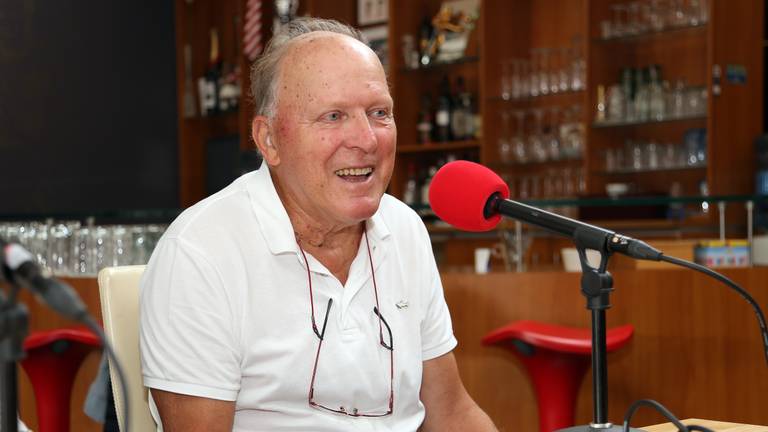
[13,267,768,431]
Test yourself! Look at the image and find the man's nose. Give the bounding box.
[345,112,377,151]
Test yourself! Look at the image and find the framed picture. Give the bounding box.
[357,0,388,26]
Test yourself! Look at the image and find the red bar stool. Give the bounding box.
[482,320,634,432]
[21,327,101,432]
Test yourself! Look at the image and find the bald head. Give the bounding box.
[249,17,368,120]
[274,32,386,120]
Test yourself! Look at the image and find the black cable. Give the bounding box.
[622,398,717,432]
[687,426,716,432]
[622,399,688,432]
[84,316,131,432]
[659,254,768,366]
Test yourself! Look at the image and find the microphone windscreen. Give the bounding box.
[428,160,510,232]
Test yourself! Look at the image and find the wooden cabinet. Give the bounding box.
[387,0,763,227]
[174,1,763,224]
[174,0,365,207]
[175,0,254,207]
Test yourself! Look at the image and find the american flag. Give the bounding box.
[243,0,263,61]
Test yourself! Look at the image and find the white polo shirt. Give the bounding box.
[139,166,457,431]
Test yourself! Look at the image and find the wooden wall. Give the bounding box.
[13,267,768,430]
[444,268,768,431]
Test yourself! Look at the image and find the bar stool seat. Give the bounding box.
[21,327,101,432]
[482,320,634,432]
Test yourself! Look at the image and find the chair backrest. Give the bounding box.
[98,265,156,432]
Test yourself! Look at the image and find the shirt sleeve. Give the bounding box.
[140,237,242,401]
[416,223,458,361]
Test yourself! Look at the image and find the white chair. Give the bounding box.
[98,265,156,432]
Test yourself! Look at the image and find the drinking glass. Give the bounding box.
[626,2,644,35]
[669,0,687,27]
[529,109,548,162]
[512,110,528,163]
[670,79,686,118]
[545,107,562,160]
[501,59,513,100]
[569,41,585,91]
[529,49,540,97]
[549,48,560,94]
[92,226,114,272]
[538,48,550,96]
[606,85,625,121]
[498,111,514,164]
[644,141,660,170]
[48,223,71,276]
[112,225,134,266]
[610,4,628,37]
[72,227,95,276]
[518,176,531,199]
[648,0,668,31]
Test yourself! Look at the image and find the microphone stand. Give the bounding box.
[0,280,26,432]
[557,233,643,432]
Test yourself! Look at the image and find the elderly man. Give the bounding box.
[140,17,497,431]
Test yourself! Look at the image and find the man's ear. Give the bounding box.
[252,116,280,166]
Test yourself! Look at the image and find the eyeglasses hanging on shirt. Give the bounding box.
[299,231,394,417]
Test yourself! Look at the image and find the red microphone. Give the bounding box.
[428,160,509,232]
[428,160,664,261]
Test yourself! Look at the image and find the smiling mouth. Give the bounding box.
[334,167,374,181]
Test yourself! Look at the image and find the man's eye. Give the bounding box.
[323,112,342,121]
[371,109,390,119]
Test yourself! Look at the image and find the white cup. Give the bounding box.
[474,248,492,274]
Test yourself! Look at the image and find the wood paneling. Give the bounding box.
[443,268,768,431]
[13,267,768,431]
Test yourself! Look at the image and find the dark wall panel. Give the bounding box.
[0,1,178,216]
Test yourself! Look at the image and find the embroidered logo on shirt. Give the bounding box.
[395,300,409,310]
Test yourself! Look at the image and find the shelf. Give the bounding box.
[399,56,479,73]
[594,22,707,44]
[596,164,707,175]
[488,89,585,103]
[593,113,706,128]
[488,158,583,169]
[397,140,481,154]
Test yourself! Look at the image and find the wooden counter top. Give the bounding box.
[644,418,768,431]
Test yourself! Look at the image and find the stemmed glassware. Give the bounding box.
[512,110,528,163]
[529,108,548,163]
[498,110,514,164]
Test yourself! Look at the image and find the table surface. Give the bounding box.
[644,418,768,431]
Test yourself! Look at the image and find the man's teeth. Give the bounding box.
[335,167,373,176]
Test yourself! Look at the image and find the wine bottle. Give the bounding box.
[434,75,453,142]
[417,93,433,144]
[403,163,418,206]
[451,76,467,141]
[202,28,222,116]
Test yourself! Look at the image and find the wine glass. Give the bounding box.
[529,108,548,162]
[512,110,528,163]
[498,110,514,164]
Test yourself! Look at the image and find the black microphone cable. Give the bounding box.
[621,254,768,432]
[622,399,715,432]
[659,254,768,366]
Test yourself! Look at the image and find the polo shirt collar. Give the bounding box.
[247,166,391,257]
